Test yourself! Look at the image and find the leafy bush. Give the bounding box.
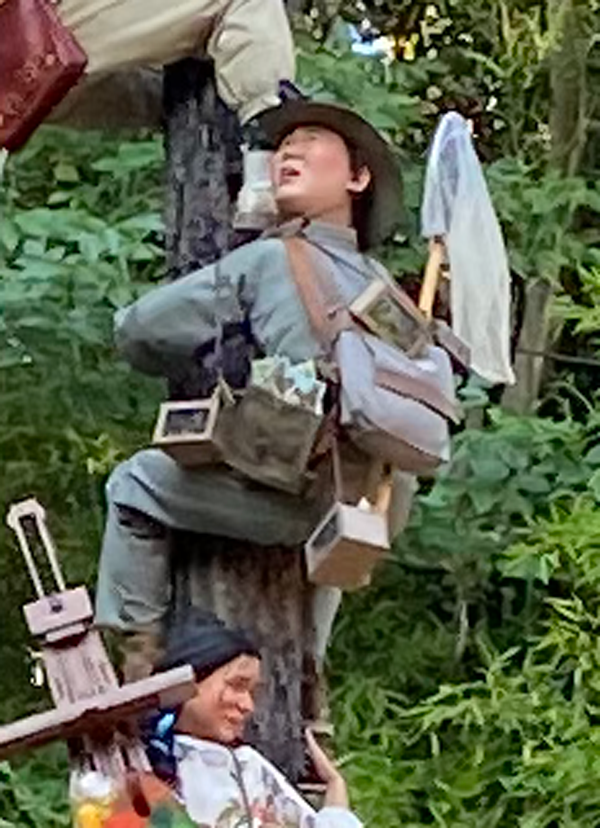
[331,414,600,827]
[0,747,69,828]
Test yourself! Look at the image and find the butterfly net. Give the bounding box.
[421,112,515,385]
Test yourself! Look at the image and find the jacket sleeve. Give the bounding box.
[315,807,363,828]
[114,244,253,379]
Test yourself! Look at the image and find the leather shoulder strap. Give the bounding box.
[375,368,460,423]
[284,236,346,347]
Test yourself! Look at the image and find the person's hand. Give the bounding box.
[305,728,349,809]
[305,729,339,783]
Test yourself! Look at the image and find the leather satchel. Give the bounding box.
[0,0,87,152]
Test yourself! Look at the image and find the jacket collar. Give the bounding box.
[264,217,358,252]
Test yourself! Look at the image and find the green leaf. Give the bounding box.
[584,445,600,466]
[53,162,79,183]
[588,469,600,502]
[469,454,510,483]
[517,474,551,494]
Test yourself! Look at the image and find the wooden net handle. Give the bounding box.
[419,238,445,319]
[373,475,393,515]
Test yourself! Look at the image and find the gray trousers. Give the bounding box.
[95,448,341,662]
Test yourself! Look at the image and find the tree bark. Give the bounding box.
[162,59,312,782]
[548,0,590,177]
[502,279,555,414]
[502,0,591,412]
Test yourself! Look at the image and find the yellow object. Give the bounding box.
[419,238,445,319]
[75,802,111,828]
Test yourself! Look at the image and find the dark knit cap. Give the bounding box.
[155,609,261,681]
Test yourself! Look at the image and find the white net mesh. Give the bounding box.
[421,112,515,385]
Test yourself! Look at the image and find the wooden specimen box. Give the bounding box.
[352,277,471,371]
[152,392,222,467]
[350,278,431,356]
[305,501,389,591]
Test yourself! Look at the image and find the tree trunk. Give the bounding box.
[171,535,313,780]
[162,59,312,782]
[502,1,590,412]
[548,0,589,177]
[502,279,555,414]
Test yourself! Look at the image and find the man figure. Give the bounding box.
[52,0,296,225]
[96,99,411,683]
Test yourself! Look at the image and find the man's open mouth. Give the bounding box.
[280,166,301,183]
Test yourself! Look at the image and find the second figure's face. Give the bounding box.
[271,125,370,223]
[177,654,261,744]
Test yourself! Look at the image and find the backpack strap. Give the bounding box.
[375,368,461,423]
[284,236,351,349]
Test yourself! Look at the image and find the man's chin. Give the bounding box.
[218,724,244,744]
[275,194,313,220]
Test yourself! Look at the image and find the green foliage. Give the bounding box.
[555,265,600,346]
[331,410,600,826]
[0,128,164,710]
[0,747,68,828]
[487,160,600,283]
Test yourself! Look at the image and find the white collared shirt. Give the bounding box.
[174,735,363,828]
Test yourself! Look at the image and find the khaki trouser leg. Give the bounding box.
[207,0,295,122]
[95,500,172,631]
[95,448,342,669]
[57,0,215,74]
[56,0,294,125]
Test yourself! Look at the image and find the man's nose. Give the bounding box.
[237,691,255,715]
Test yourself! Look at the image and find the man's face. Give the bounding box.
[271,125,369,221]
[176,655,261,744]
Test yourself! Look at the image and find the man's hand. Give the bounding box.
[305,728,349,809]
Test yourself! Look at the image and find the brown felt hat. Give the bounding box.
[260,100,402,249]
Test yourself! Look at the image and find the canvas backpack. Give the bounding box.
[284,236,460,474]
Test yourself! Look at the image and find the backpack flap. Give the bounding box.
[336,331,459,473]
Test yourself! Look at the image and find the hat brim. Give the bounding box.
[260,101,402,249]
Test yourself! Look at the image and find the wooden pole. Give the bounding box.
[419,237,445,318]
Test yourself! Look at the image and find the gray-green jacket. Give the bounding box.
[114,219,415,535]
[116,220,384,380]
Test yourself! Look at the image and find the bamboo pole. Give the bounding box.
[419,237,445,318]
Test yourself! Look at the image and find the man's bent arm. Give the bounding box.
[114,252,247,379]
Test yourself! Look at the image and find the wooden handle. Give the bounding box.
[373,476,393,515]
[0,666,196,759]
[419,238,445,318]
